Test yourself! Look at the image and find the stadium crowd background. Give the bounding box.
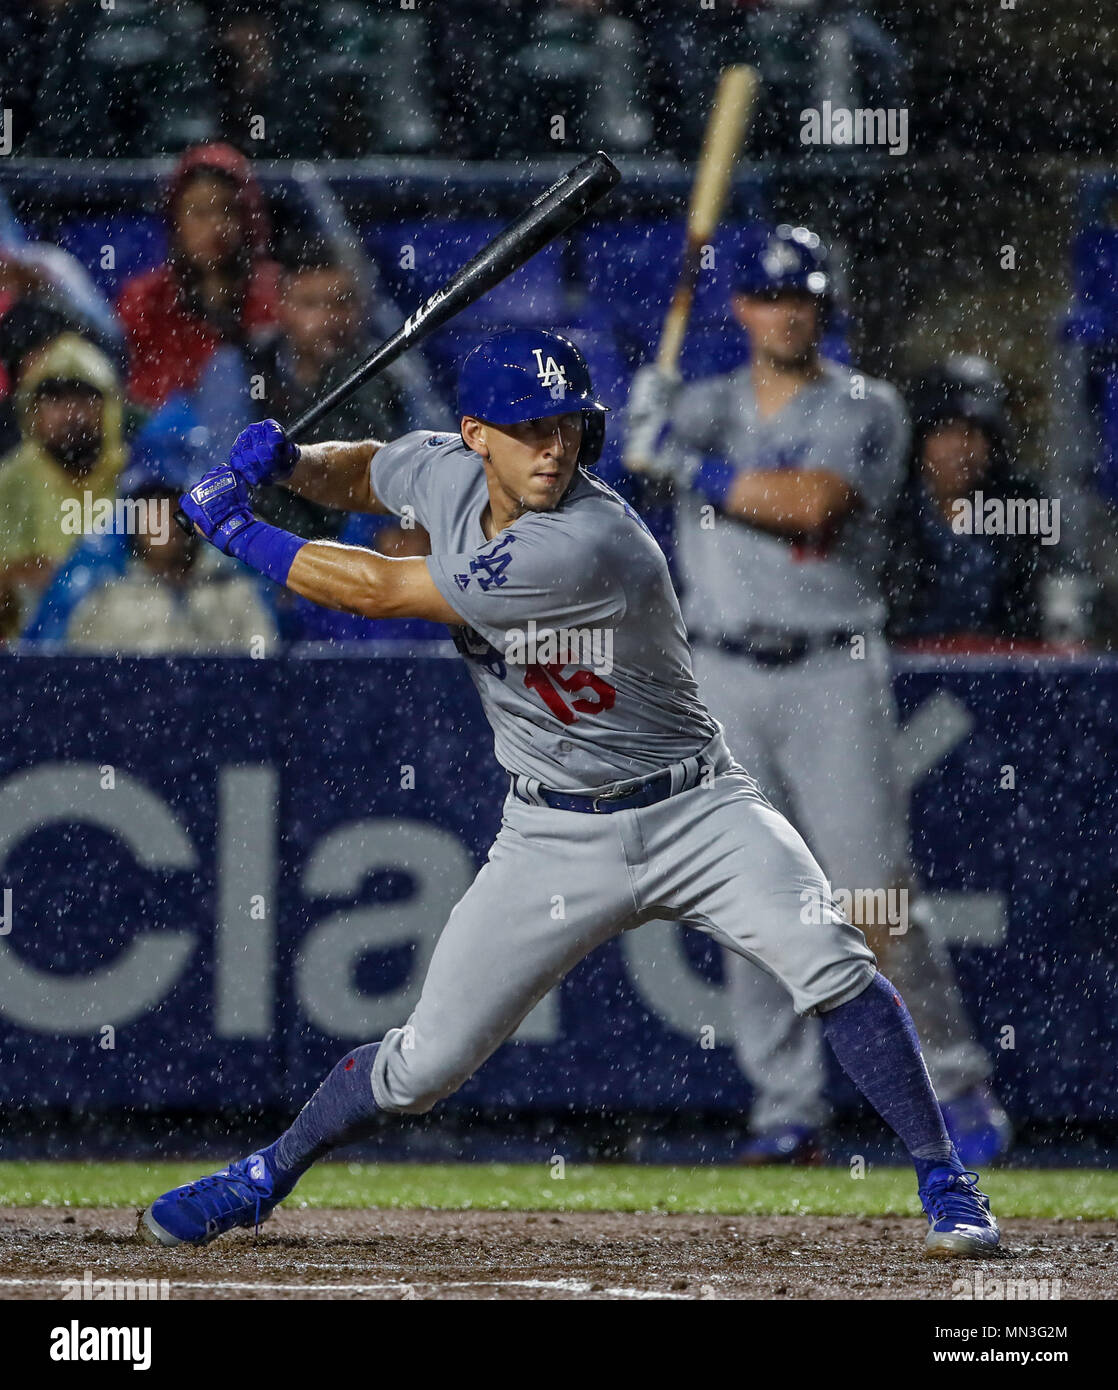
[1,0,1116,652]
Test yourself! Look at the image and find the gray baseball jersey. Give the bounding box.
[371,429,720,791]
[666,360,909,635]
[364,430,876,1124]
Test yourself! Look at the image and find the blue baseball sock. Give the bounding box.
[266,1042,381,1182]
[819,973,961,1186]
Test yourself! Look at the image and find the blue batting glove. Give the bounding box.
[229,419,299,485]
[180,465,255,552]
[181,465,304,583]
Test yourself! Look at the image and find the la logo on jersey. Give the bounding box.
[532,348,568,401]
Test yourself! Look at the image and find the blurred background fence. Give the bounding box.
[1,649,1116,1159]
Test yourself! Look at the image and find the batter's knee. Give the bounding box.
[371,1024,477,1115]
[749,889,877,1015]
[811,962,878,1016]
[788,914,878,1016]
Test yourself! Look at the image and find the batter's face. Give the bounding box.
[462,412,583,518]
[732,290,822,369]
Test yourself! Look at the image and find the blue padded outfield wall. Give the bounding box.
[1,652,1116,1124]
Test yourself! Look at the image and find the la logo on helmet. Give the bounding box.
[763,241,800,276]
[531,349,568,397]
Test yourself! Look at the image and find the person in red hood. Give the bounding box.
[117,143,280,409]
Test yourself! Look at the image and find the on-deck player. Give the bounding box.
[624,225,1009,1167]
[141,327,999,1257]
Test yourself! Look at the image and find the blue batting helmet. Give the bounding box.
[457,328,608,467]
[734,224,833,304]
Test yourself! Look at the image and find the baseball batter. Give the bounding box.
[625,226,1008,1166]
[141,327,999,1258]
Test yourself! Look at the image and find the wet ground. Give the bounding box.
[1,1207,1113,1300]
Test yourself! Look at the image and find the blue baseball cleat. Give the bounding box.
[941,1085,1013,1168]
[139,1147,294,1248]
[920,1166,1001,1258]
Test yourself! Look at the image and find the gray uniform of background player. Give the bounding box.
[362,429,876,1116]
[666,360,991,1134]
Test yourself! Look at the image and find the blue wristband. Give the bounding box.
[690,456,737,509]
[225,519,304,586]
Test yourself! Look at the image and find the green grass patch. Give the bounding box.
[0,1162,1114,1219]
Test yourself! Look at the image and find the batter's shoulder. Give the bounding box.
[372,428,477,518]
[382,428,468,460]
[504,483,645,614]
[516,474,643,552]
[498,507,612,598]
[378,428,478,481]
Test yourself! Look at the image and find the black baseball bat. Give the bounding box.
[176,152,621,533]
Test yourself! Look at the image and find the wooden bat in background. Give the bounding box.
[176,151,622,533]
[656,65,759,375]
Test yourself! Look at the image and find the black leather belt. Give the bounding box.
[510,749,707,814]
[694,627,858,667]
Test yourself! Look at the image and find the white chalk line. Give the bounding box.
[0,1275,691,1300]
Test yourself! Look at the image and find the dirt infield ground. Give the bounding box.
[1,1206,1113,1300]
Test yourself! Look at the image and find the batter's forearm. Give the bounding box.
[283,439,387,513]
[286,541,462,624]
[284,540,387,617]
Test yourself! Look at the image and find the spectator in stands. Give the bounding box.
[0,0,100,157]
[206,2,323,158]
[0,290,72,456]
[0,222,125,453]
[0,334,125,640]
[21,390,219,644]
[116,143,279,409]
[243,228,411,540]
[635,0,909,159]
[433,2,526,158]
[633,0,739,157]
[263,234,393,460]
[65,470,276,654]
[886,357,1048,643]
[513,0,652,152]
[256,232,437,641]
[1,183,125,350]
[186,227,421,641]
